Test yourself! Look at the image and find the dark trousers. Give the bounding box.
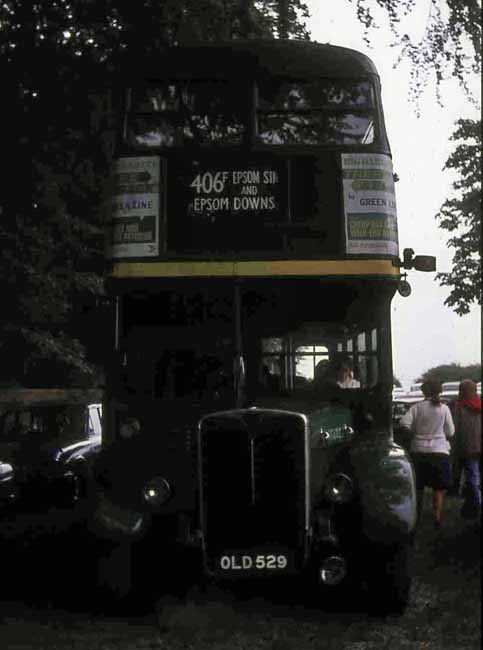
[460,457,481,518]
[449,456,464,495]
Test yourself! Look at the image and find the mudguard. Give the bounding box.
[350,439,417,544]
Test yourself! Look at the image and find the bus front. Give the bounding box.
[100,41,416,611]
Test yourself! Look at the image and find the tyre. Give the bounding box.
[365,542,412,615]
[96,540,136,604]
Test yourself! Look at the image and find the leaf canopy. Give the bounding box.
[435,119,481,315]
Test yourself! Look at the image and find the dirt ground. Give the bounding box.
[0,494,480,650]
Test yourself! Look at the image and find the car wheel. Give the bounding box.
[365,542,412,615]
[98,535,174,611]
[97,540,132,593]
[95,541,147,613]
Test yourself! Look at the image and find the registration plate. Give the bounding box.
[215,551,293,573]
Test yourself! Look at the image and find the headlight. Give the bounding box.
[142,476,172,506]
[119,417,141,439]
[318,556,348,586]
[325,473,354,504]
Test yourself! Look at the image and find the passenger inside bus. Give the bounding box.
[332,354,361,390]
[259,363,282,395]
[259,327,372,397]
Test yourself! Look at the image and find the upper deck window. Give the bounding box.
[257,79,375,145]
[125,77,377,148]
[126,80,246,148]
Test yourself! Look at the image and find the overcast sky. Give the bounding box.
[305,0,481,388]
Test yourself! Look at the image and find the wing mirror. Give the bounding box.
[394,249,436,297]
[412,255,436,272]
[398,248,436,272]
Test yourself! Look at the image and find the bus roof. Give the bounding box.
[118,39,380,81]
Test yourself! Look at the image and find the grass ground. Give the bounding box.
[0,493,480,650]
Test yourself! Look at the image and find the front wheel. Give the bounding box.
[364,542,412,615]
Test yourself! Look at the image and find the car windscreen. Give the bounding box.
[0,405,86,445]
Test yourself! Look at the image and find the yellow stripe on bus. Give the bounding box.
[110,259,400,278]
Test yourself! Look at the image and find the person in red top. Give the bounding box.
[451,379,481,519]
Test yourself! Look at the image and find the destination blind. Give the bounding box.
[184,161,288,221]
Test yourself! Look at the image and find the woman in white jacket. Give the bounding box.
[400,380,455,528]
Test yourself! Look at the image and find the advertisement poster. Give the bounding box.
[186,162,286,221]
[109,156,161,259]
[341,153,399,256]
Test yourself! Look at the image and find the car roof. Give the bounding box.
[0,389,103,408]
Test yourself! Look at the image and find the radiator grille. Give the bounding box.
[198,410,308,555]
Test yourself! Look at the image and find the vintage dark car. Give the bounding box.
[0,389,103,514]
[392,398,419,450]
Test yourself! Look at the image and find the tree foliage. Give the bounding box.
[417,363,481,384]
[0,1,309,386]
[435,119,481,315]
[347,0,481,104]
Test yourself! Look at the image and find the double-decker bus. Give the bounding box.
[96,39,434,612]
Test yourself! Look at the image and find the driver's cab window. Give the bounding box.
[260,323,378,396]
